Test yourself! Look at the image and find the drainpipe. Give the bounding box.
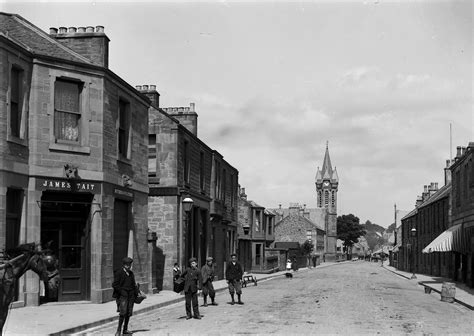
[178,194,183,271]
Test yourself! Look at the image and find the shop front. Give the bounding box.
[36,178,101,302]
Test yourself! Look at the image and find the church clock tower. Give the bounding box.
[315,142,339,262]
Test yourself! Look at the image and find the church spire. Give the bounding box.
[321,141,333,179]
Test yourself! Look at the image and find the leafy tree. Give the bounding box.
[300,239,314,256]
[362,220,385,251]
[337,214,367,258]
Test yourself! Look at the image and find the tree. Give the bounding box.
[337,214,367,258]
[300,239,314,256]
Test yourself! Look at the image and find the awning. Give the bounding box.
[422,224,462,253]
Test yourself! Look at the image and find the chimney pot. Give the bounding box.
[86,26,94,33]
[424,185,428,193]
[136,85,142,91]
[456,146,462,157]
[150,85,156,91]
[190,103,195,112]
[77,27,86,33]
[435,182,438,190]
[142,85,149,91]
[68,27,77,33]
[49,27,58,34]
[96,25,104,33]
[59,27,67,34]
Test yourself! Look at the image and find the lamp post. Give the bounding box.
[182,197,194,264]
[410,227,417,279]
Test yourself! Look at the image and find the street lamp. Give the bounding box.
[182,197,194,264]
[410,227,417,279]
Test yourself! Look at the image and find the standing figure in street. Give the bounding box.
[173,262,181,281]
[112,257,138,336]
[201,257,218,306]
[225,253,244,305]
[182,257,203,319]
[285,258,293,278]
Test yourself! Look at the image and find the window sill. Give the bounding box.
[50,143,90,154]
[117,157,132,166]
[7,136,28,147]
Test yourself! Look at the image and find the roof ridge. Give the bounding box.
[11,14,93,65]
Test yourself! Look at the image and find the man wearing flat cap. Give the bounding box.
[201,257,218,307]
[112,257,138,335]
[182,257,203,319]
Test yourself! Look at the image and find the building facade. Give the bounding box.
[146,97,238,290]
[1,13,150,306]
[449,144,474,287]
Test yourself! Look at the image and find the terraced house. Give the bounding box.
[0,13,150,306]
[145,93,239,291]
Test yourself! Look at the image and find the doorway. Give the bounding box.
[40,191,92,302]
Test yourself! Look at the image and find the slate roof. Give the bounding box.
[0,12,93,65]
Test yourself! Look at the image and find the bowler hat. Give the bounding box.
[189,257,197,264]
[122,257,133,265]
[206,257,213,262]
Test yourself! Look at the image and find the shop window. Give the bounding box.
[55,79,82,143]
[118,99,131,159]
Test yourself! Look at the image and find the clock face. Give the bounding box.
[323,181,330,187]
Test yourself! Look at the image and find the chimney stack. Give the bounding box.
[163,103,198,136]
[240,187,247,200]
[50,25,110,68]
[445,159,452,185]
[136,84,160,108]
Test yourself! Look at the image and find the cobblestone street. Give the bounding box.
[83,262,474,335]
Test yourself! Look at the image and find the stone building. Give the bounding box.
[448,144,474,287]
[0,13,150,306]
[237,187,275,272]
[273,204,326,256]
[145,95,238,290]
[315,143,339,261]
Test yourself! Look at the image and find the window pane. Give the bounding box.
[55,111,80,141]
[55,80,80,113]
[10,67,21,137]
[61,247,81,269]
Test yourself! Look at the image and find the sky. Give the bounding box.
[2,0,472,227]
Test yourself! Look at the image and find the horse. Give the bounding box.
[0,243,55,335]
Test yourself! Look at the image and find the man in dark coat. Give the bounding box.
[201,257,218,306]
[112,257,138,335]
[225,253,244,305]
[182,257,203,319]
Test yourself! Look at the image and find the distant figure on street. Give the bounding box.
[173,262,181,281]
[182,257,203,319]
[285,259,293,278]
[291,256,298,272]
[112,257,138,336]
[201,257,218,306]
[312,255,317,268]
[225,253,244,305]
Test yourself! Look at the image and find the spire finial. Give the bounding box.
[326,140,329,149]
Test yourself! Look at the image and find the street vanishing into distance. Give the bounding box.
[82,262,474,335]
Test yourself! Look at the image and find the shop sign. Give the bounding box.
[114,188,134,199]
[37,178,101,194]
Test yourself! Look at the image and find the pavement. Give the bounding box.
[4,261,474,335]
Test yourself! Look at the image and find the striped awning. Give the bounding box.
[422,224,462,253]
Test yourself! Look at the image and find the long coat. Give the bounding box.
[182,267,202,293]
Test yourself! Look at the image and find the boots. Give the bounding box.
[237,294,244,305]
[203,295,208,307]
[122,316,132,334]
[211,297,218,306]
[115,316,124,336]
[230,294,235,305]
